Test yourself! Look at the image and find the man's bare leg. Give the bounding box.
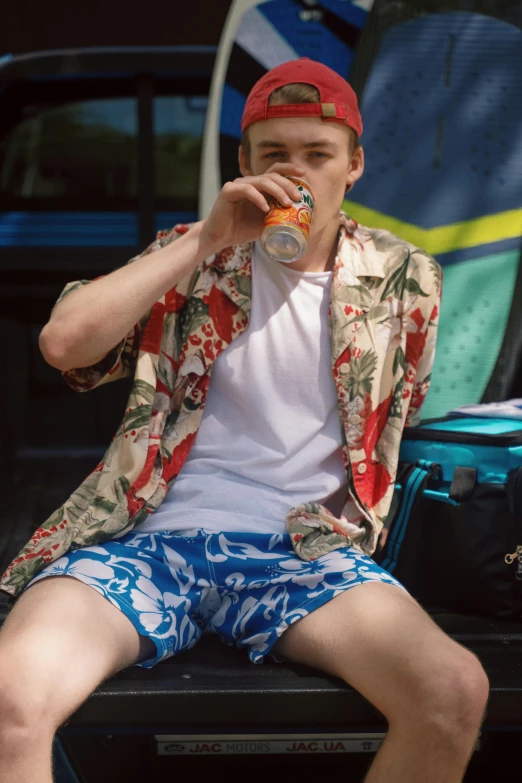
[272,581,489,783]
[0,576,156,783]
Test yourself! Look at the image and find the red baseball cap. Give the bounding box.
[241,57,363,137]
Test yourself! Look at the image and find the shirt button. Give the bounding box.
[339,363,350,374]
[357,463,367,475]
[350,414,361,425]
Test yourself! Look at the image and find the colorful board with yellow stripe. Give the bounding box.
[345,10,522,418]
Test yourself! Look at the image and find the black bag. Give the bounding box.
[374,416,522,619]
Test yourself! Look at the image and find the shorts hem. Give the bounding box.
[247,577,408,665]
[23,571,170,669]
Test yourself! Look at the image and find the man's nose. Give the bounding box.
[288,158,309,179]
[291,156,306,170]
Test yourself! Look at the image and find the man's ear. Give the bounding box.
[238,145,252,177]
[346,145,364,193]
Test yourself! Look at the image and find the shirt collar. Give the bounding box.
[337,212,387,280]
[207,212,387,279]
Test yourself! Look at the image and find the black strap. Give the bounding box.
[506,465,522,518]
[378,461,440,572]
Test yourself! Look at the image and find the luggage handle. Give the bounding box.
[395,462,476,506]
[394,484,460,506]
[423,488,459,506]
[383,462,475,574]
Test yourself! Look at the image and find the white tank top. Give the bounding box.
[133,241,347,535]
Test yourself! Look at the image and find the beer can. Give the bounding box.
[261,177,314,263]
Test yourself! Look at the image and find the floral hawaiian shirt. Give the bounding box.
[1,212,442,598]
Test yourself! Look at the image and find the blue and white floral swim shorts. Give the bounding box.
[25,528,407,667]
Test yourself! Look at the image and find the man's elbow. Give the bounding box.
[39,324,71,371]
[39,324,85,371]
[39,324,110,371]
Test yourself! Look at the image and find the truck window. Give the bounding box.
[0,92,208,208]
[154,95,207,204]
[0,98,138,200]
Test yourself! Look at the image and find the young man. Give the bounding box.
[0,59,487,782]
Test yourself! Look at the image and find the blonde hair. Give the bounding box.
[241,82,360,162]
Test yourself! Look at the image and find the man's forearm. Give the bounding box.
[40,221,213,371]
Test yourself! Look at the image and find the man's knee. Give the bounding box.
[0,652,57,748]
[0,611,91,743]
[439,649,489,734]
[389,646,489,737]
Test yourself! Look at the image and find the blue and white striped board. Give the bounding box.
[199,0,375,217]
